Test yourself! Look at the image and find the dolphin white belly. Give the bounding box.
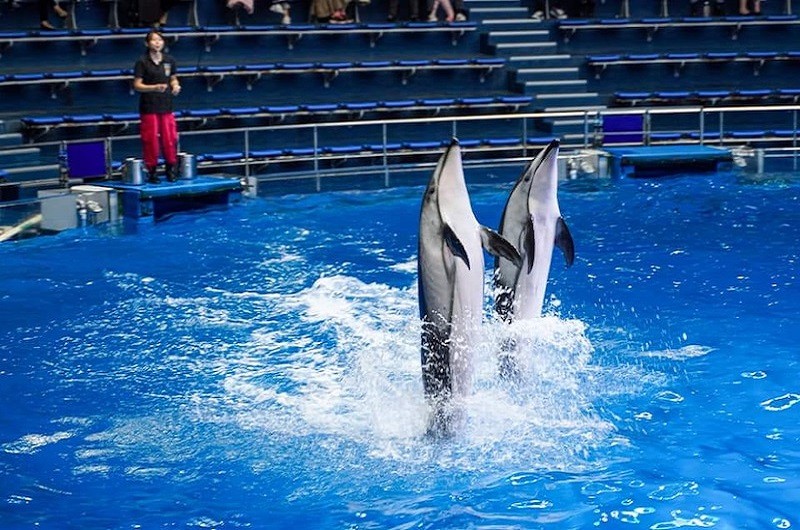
[494,140,575,322]
[418,138,521,436]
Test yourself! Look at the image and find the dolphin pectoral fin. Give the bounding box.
[524,216,536,274]
[480,226,522,268]
[443,224,471,269]
[555,217,575,267]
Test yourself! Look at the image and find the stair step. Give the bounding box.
[518,67,580,74]
[469,7,529,16]
[4,164,59,183]
[479,19,545,30]
[510,54,572,62]
[480,18,541,24]
[0,147,41,168]
[536,92,600,99]
[515,66,581,82]
[524,80,588,91]
[495,41,558,51]
[487,30,550,37]
[469,5,528,11]
[0,133,23,148]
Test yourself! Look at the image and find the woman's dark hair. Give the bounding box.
[145,30,164,45]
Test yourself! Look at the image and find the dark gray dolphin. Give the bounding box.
[418,138,522,437]
[494,139,575,322]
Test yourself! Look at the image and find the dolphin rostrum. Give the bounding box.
[494,139,575,323]
[418,138,522,437]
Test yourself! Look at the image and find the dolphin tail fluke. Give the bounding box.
[480,226,522,268]
[555,217,575,267]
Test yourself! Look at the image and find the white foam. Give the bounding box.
[206,274,627,472]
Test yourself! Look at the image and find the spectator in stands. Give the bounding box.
[156,0,178,25]
[689,0,726,15]
[427,0,455,22]
[269,2,292,24]
[133,30,181,184]
[530,1,567,21]
[738,0,761,14]
[226,0,291,24]
[39,0,68,30]
[387,0,419,22]
[311,0,350,22]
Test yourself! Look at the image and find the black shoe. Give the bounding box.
[165,164,178,182]
[147,168,160,184]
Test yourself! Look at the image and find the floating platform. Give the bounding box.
[602,145,733,178]
[100,176,243,223]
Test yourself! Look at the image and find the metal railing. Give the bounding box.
[120,103,800,178]
[4,103,800,188]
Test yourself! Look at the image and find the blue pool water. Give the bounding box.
[1,169,799,529]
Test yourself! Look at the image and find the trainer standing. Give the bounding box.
[133,30,181,184]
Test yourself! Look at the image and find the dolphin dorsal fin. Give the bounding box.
[555,217,575,267]
[443,224,470,270]
[480,226,522,268]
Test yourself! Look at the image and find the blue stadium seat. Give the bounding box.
[249,149,284,158]
[223,107,261,116]
[381,99,416,109]
[323,145,362,154]
[483,137,520,147]
[204,152,244,162]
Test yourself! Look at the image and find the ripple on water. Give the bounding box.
[761,393,800,412]
[655,391,685,403]
[648,481,699,501]
[641,345,715,361]
[2,431,73,454]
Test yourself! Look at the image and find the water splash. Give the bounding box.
[210,274,624,473]
[642,345,715,361]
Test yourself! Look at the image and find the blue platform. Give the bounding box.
[603,145,733,178]
[100,176,242,222]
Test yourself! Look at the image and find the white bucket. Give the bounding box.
[121,158,144,185]
[178,152,197,180]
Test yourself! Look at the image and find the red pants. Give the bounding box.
[140,112,178,170]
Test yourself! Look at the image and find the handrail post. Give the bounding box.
[718,111,724,145]
[313,126,320,192]
[620,0,630,17]
[104,137,112,180]
[582,111,589,148]
[699,108,705,144]
[244,129,250,180]
[523,116,528,157]
[794,109,798,170]
[383,122,389,187]
[660,0,669,16]
[786,0,792,15]
[644,109,651,146]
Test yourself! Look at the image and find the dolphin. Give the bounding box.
[418,138,522,437]
[494,139,575,323]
